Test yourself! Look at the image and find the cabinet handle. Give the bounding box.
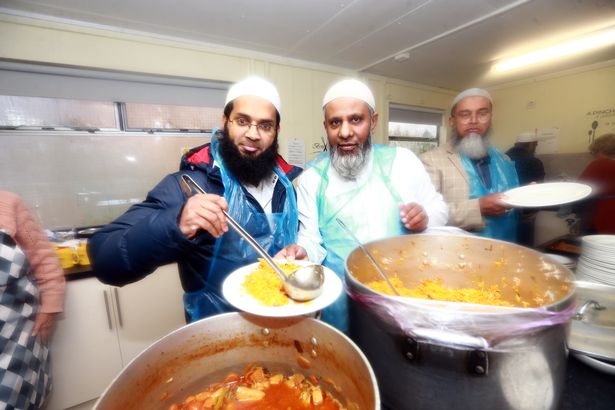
[114,288,123,328]
[103,290,113,330]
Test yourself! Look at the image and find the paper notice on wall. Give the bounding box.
[287,139,305,168]
[536,127,559,154]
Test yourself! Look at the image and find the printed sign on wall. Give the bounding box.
[585,107,615,144]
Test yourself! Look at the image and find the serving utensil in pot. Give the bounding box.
[181,174,324,301]
[336,217,399,296]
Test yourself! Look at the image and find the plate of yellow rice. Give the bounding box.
[222,259,342,317]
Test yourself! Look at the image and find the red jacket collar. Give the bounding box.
[187,144,294,175]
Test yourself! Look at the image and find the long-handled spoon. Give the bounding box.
[336,218,400,296]
[181,174,324,301]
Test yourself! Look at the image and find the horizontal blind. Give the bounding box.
[0,62,228,106]
[389,106,443,125]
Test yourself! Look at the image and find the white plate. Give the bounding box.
[543,253,575,267]
[572,353,615,376]
[500,182,592,208]
[222,260,343,318]
[583,234,615,246]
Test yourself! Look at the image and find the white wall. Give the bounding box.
[0,13,456,157]
[489,63,615,154]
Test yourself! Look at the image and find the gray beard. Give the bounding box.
[329,138,372,180]
[453,129,490,159]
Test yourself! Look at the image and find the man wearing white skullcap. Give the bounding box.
[276,78,448,333]
[90,76,302,322]
[420,88,520,241]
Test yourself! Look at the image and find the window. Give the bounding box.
[0,61,228,134]
[388,105,444,155]
[0,96,223,134]
[122,103,221,132]
[0,96,119,131]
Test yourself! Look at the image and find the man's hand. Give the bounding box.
[479,193,511,216]
[399,202,428,232]
[274,245,308,261]
[32,312,60,343]
[179,193,229,238]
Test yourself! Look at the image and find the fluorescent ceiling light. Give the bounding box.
[493,27,615,72]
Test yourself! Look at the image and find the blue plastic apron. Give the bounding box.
[460,146,520,241]
[184,132,298,321]
[313,145,405,333]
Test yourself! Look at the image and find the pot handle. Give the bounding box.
[402,331,490,376]
[573,300,605,321]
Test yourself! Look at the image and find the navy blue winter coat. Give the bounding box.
[88,142,302,294]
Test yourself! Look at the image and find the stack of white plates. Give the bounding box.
[575,235,615,285]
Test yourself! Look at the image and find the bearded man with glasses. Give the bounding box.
[89,77,301,322]
[275,78,448,333]
[420,88,520,241]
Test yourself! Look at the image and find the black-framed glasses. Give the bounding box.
[228,117,276,136]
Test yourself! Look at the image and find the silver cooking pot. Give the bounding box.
[95,313,379,409]
[345,234,575,410]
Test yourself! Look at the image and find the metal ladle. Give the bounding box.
[181,174,324,301]
[336,218,400,296]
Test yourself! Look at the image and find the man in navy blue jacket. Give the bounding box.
[89,77,302,321]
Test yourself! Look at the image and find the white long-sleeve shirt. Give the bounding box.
[296,146,448,262]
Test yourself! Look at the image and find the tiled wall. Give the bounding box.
[0,132,210,229]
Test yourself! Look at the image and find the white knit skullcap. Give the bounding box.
[225,76,281,115]
[516,131,538,143]
[451,88,493,113]
[322,78,375,110]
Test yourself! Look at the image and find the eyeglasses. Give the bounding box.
[454,110,492,124]
[228,117,276,136]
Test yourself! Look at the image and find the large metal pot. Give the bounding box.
[346,234,575,410]
[95,313,379,409]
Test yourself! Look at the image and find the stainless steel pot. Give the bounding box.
[94,313,379,409]
[345,234,575,410]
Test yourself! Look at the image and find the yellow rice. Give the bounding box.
[242,259,300,306]
[367,277,513,307]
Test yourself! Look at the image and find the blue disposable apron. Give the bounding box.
[184,132,298,321]
[461,146,520,241]
[313,145,405,333]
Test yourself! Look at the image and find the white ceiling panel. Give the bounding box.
[365,0,615,89]
[335,0,516,67]
[291,0,431,62]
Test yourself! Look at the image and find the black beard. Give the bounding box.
[217,127,279,186]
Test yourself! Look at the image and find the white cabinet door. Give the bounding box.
[112,263,186,365]
[45,278,123,410]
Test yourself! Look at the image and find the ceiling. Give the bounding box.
[2,0,615,90]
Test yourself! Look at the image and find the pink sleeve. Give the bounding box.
[13,196,66,313]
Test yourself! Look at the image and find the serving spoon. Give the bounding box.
[181,174,324,301]
[336,218,400,296]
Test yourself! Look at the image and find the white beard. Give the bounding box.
[456,132,489,159]
[330,139,371,180]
